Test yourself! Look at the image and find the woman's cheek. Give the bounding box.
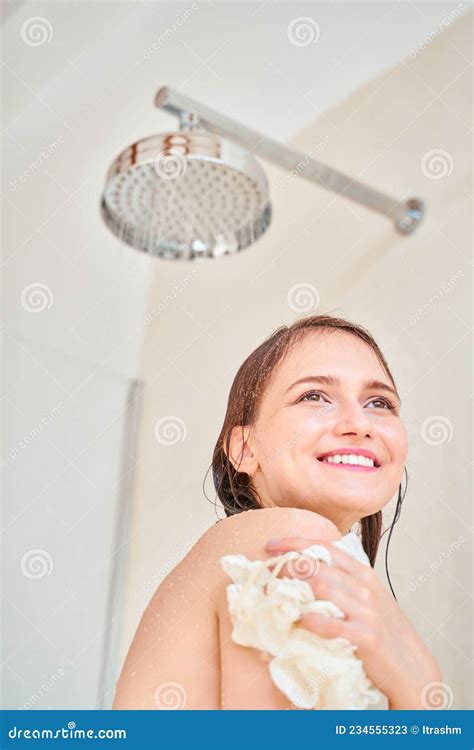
[377,418,408,470]
[270,418,320,460]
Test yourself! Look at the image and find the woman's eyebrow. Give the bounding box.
[285,374,401,405]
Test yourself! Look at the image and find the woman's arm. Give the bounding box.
[113,507,340,710]
[214,507,342,709]
[113,553,221,710]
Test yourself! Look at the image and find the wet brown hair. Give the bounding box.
[210,314,407,579]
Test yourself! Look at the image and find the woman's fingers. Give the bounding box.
[265,535,382,619]
[296,610,355,640]
[271,557,365,619]
[271,552,326,582]
[265,536,370,578]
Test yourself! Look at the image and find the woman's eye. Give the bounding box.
[299,390,327,403]
[297,391,397,411]
[366,397,396,410]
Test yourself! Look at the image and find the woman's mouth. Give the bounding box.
[316,452,380,472]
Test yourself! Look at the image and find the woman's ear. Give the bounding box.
[224,425,259,476]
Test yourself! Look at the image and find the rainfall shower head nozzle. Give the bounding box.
[100,130,272,261]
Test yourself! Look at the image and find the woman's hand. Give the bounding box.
[264,536,443,709]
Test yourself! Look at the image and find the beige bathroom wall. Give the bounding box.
[118,13,472,708]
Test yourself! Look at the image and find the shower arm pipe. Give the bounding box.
[155,86,424,235]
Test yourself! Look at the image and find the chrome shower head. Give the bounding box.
[100,128,272,261]
[101,85,424,260]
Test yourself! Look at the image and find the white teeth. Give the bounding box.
[321,454,375,467]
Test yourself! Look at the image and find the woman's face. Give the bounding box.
[231,330,408,533]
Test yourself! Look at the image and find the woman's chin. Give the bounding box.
[305,479,381,511]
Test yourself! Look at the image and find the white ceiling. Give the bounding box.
[3,1,470,140]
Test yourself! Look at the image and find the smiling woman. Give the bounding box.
[212,315,408,567]
[113,314,442,710]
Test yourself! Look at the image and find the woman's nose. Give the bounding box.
[332,401,372,436]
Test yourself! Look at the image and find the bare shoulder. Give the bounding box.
[202,506,341,560]
[195,506,341,608]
